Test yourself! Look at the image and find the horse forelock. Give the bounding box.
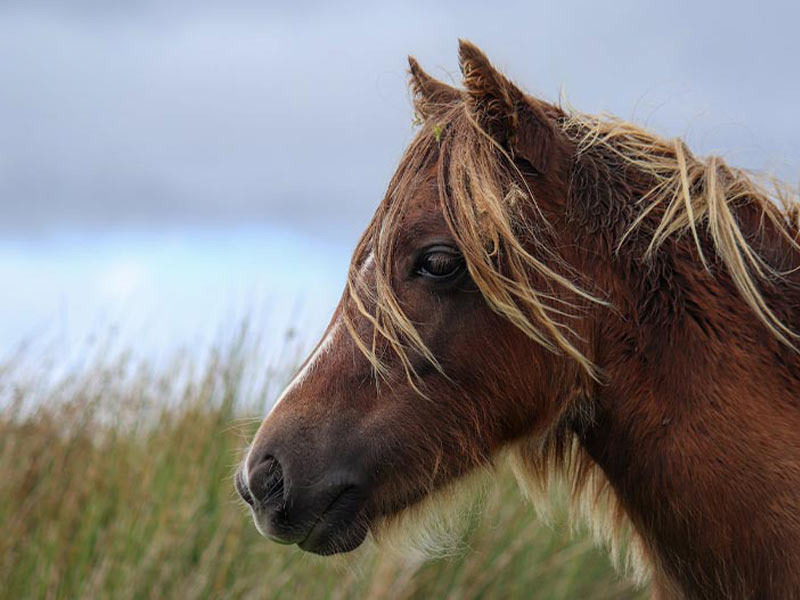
[344,101,604,393]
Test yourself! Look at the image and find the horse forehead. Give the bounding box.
[400,209,448,238]
[394,173,449,244]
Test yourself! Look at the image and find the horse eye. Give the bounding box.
[416,246,464,280]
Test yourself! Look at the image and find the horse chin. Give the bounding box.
[294,506,370,556]
[298,519,369,556]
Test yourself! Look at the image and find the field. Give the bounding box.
[0,328,645,599]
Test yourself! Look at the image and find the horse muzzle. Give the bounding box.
[235,445,370,555]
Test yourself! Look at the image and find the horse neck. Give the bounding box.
[560,203,800,598]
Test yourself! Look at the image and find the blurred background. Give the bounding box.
[3,2,799,598]
[3,0,799,367]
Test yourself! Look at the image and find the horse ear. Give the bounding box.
[408,56,461,120]
[458,39,558,174]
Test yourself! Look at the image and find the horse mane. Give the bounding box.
[563,111,800,348]
[343,85,800,580]
[345,92,800,381]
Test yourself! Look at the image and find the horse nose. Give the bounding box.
[236,445,370,554]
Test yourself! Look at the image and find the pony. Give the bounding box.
[236,40,800,599]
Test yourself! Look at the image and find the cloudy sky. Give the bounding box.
[2,0,799,362]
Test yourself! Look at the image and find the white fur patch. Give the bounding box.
[269,321,339,415]
[366,440,651,590]
[507,437,651,586]
[368,467,493,563]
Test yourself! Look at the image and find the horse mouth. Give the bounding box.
[296,486,369,555]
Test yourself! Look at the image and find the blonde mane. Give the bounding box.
[563,111,800,349]
[345,96,800,383]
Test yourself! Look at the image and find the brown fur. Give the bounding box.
[245,41,800,598]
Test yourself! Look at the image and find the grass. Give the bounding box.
[0,327,645,599]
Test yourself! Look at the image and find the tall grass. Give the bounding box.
[0,327,644,599]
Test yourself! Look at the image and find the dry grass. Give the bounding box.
[0,326,643,599]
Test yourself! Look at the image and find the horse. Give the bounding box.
[236,40,800,599]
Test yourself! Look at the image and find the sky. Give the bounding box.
[1,0,799,366]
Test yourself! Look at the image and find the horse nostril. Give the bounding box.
[247,455,285,507]
[235,467,255,507]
